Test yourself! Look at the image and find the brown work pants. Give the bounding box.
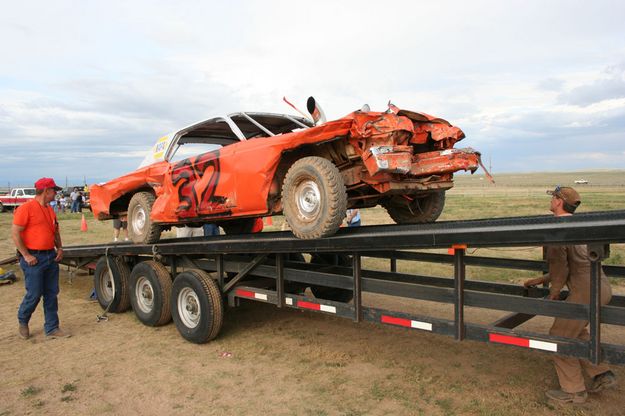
[549,284,612,393]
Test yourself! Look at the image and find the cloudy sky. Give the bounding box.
[1,0,624,186]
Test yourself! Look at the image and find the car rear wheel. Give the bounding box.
[221,218,257,235]
[128,192,162,244]
[383,191,446,224]
[282,157,347,239]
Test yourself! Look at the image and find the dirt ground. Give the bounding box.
[1,266,624,416]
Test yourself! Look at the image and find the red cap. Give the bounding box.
[34,177,62,191]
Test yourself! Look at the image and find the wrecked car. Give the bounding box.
[90,98,485,243]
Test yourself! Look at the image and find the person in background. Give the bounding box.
[70,188,77,213]
[345,208,361,227]
[176,226,204,238]
[524,186,616,403]
[76,192,83,213]
[12,177,70,340]
[63,194,71,213]
[113,215,129,242]
[203,223,220,236]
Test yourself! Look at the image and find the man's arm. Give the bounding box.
[546,246,568,300]
[11,224,37,266]
[54,229,63,262]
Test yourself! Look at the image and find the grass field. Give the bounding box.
[1,170,624,416]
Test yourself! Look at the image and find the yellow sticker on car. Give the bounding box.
[153,136,170,159]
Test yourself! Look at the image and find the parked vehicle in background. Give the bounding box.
[574,179,589,184]
[91,98,488,243]
[0,188,36,211]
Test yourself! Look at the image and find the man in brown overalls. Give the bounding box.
[524,186,617,403]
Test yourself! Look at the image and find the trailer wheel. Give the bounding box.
[309,253,354,303]
[383,191,446,224]
[94,255,131,313]
[282,157,347,239]
[128,192,162,244]
[129,261,172,326]
[171,269,223,344]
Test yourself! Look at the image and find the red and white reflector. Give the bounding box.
[381,315,432,331]
[235,289,268,301]
[297,300,337,314]
[489,333,557,352]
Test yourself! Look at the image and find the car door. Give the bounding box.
[167,119,241,220]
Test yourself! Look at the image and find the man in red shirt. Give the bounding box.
[12,178,70,340]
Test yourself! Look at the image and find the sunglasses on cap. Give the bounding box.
[546,185,562,198]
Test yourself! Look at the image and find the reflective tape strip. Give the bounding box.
[381,315,432,331]
[296,301,336,314]
[285,297,293,305]
[236,289,255,298]
[298,301,320,311]
[529,340,558,352]
[320,305,336,313]
[235,289,268,301]
[489,334,557,352]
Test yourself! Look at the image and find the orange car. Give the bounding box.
[90,100,485,243]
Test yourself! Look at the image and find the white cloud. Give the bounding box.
[0,0,624,184]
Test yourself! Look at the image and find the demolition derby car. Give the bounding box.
[90,98,486,243]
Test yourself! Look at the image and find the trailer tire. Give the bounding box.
[129,261,172,326]
[128,192,162,244]
[383,191,446,224]
[171,269,223,344]
[282,157,347,239]
[309,253,354,303]
[94,255,131,313]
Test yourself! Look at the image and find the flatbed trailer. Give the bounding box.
[60,210,625,365]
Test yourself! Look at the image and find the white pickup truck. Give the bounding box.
[0,188,36,211]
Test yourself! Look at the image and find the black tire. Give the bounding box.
[94,255,131,313]
[282,156,347,239]
[128,192,162,244]
[129,261,172,326]
[309,253,354,303]
[221,218,257,235]
[171,269,224,344]
[383,191,446,224]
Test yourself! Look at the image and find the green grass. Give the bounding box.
[20,386,41,398]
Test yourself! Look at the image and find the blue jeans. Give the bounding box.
[203,223,219,236]
[18,250,60,335]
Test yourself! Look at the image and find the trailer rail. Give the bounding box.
[60,210,625,364]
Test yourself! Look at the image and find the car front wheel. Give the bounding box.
[282,157,347,239]
[128,192,162,244]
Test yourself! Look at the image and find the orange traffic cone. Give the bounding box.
[264,216,273,226]
[81,214,88,232]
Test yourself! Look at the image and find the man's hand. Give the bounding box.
[547,292,560,301]
[55,248,63,262]
[523,277,545,288]
[23,254,37,266]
